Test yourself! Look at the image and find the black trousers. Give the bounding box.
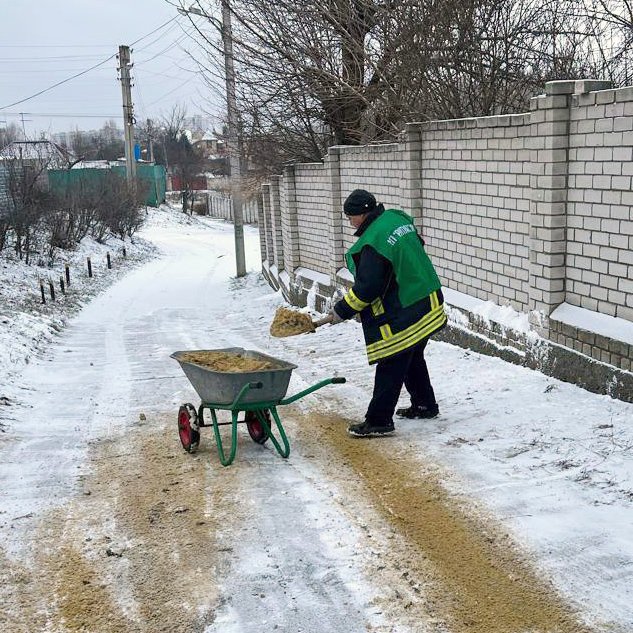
[365,338,436,424]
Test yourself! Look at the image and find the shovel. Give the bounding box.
[313,314,334,328]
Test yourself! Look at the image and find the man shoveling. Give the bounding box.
[328,189,447,438]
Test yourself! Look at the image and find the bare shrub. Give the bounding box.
[95,172,148,241]
[2,148,53,263]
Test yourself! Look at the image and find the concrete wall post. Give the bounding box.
[324,146,344,281]
[281,165,300,272]
[528,80,575,333]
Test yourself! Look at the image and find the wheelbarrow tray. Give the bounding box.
[171,347,298,406]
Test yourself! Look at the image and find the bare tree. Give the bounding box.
[174,0,384,165]
[409,0,599,119]
[580,0,633,85]
[1,142,57,262]
[156,106,206,212]
[0,123,22,150]
[69,121,125,162]
[160,104,188,141]
[176,0,618,170]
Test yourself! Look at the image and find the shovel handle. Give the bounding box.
[313,314,334,328]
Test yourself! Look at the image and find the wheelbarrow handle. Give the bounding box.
[279,376,346,405]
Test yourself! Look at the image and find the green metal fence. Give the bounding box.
[48,163,166,207]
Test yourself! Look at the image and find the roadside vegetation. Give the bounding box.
[0,143,147,268]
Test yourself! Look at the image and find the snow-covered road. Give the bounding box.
[1,207,632,632]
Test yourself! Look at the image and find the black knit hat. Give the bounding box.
[343,189,377,216]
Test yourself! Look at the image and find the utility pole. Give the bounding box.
[19,112,31,139]
[146,118,155,163]
[221,0,246,277]
[178,1,246,277]
[117,45,136,182]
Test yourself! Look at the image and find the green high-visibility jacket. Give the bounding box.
[341,208,446,364]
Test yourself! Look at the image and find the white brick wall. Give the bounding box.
[295,163,330,274]
[567,86,633,321]
[260,79,633,375]
[339,144,404,253]
[421,116,532,311]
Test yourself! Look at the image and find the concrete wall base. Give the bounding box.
[436,321,633,404]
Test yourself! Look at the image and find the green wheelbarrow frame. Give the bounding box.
[190,377,345,466]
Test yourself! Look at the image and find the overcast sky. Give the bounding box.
[0,0,223,137]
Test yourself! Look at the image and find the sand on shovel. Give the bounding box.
[270,307,316,337]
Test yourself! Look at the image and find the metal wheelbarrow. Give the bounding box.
[171,347,345,466]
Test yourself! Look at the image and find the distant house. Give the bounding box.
[193,130,226,159]
[0,140,73,168]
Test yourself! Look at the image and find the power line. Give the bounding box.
[138,39,188,64]
[0,16,180,111]
[0,55,111,62]
[2,111,123,119]
[134,67,185,81]
[0,55,118,110]
[0,69,114,74]
[131,17,178,46]
[133,22,181,53]
[136,27,194,64]
[144,77,193,108]
[0,45,113,49]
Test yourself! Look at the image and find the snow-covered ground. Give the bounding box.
[1,204,632,632]
[0,211,159,402]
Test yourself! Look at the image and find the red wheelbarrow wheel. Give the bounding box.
[245,410,272,445]
[178,403,200,453]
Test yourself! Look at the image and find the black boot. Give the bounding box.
[347,419,395,438]
[396,404,439,419]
